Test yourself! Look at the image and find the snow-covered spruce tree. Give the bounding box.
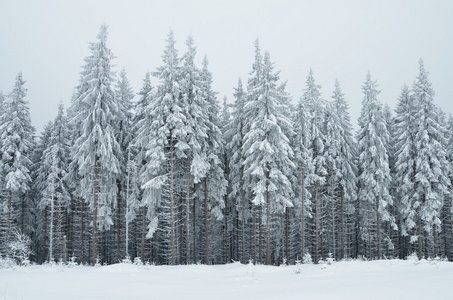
[130,72,153,262]
[226,79,249,263]
[70,25,124,265]
[302,69,327,264]
[178,37,212,264]
[383,103,398,257]
[0,73,35,257]
[220,96,232,263]
[197,55,226,264]
[356,72,396,259]
[245,39,264,264]
[330,81,357,259]
[31,122,53,263]
[412,59,449,259]
[243,51,294,265]
[37,103,71,262]
[324,99,341,261]
[443,115,453,261]
[136,30,186,265]
[323,81,357,261]
[292,95,313,263]
[392,85,417,259]
[112,68,134,263]
[67,90,89,264]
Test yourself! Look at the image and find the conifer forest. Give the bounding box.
[2,25,453,267]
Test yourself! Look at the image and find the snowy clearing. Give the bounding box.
[0,259,451,300]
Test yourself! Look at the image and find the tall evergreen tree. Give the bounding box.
[444,115,453,260]
[243,51,294,265]
[330,80,357,259]
[136,30,186,265]
[38,104,71,262]
[70,25,124,265]
[412,59,449,258]
[226,79,249,263]
[113,68,135,263]
[302,69,327,264]
[293,95,314,263]
[129,72,153,262]
[198,55,226,264]
[393,85,418,257]
[0,73,35,257]
[32,122,53,262]
[356,72,396,259]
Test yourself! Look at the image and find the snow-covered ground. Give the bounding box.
[0,259,451,299]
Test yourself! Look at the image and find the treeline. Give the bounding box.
[0,25,452,266]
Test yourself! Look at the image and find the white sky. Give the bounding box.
[1,0,452,133]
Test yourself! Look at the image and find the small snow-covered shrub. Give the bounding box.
[8,230,32,266]
[281,258,287,266]
[122,255,132,264]
[406,252,419,265]
[133,257,143,266]
[303,252,313,264]
[0,255,16,269]
[356,255,367,261]
[95,257,102,267]
[326,253,334,265]
[68,256,78,268]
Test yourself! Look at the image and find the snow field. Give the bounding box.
[0,259,451,300]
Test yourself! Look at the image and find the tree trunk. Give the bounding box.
[116,179,122,263]
[21,196,25,234]
[185,159,191,264]
[285,209,289,263]
[50,192,54,262]
[314,183,319,264]
[417,207,422,259]
[234,206,238,261]
[340,187,345,260]
[169,136,175,265]
[43,207,48,263]
[193,191,197,263]
[80,198,85,264]
[301,166,305,261]
[258,205,262,264]
[252,205,256,263]
[93,156,99,266]
[58,196,63,261]
[433,225,438,258]
[223,192,228,264]
[6,190,12,246]
[204,177,210,265]
[331,173,336,260]
[376,195,381,259]
[266,170,271,265]
[240,165,246,263]
[141,206,146,262]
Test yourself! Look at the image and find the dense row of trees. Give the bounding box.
[1,25,452,266]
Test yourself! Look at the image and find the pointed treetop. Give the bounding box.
[415,58,434,98]
[302,69,322,110]
[11,72,27,99]
[362,71,381,103]
[183,35,197,68]
[202,54,209,70]
[97,23,109,42]
[138,72,152,95]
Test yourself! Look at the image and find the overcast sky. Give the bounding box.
[1,0,452,133]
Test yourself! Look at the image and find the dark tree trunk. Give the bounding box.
[204,177,210,265]
[116,179,122,263]
[92,156,99,266]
